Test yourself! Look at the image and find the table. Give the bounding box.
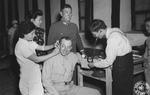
[77,56,144,95]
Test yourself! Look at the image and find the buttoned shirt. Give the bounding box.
[94,28,132,68]
[42,53,79,92]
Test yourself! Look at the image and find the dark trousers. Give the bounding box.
[112,52,133,95]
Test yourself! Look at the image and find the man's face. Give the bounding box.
[60,39,72,56]
[61,8,72,23]
[145,21,150,34]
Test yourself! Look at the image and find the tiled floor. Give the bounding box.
[0,55,104,95]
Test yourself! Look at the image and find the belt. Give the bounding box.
[52,81,72,85]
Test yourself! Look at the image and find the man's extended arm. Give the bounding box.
[75,53,89,68]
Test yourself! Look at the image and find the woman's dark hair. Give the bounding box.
[25,9,43,21]
[17,21,36,38]
[85,19,107,49]
[90,19,107,32]
[61,4,72,11]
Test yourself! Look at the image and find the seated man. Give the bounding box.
[42,36,101,95]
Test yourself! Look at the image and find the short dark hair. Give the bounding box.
[17,21,36,38]
[90,19,107,32]
[56,4,72,22]
[61,4,72,11]
[59,36,72,44]
[31,9,43,19]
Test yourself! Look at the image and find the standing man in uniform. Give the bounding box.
[47,4,85,84]
[47,4,84,54]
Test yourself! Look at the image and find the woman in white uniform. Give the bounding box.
[15,21,59,95]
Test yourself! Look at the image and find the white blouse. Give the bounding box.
[94,28,132,68]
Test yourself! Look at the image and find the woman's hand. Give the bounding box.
[53,48,60,55]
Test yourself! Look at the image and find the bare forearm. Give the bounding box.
[33,51,59,63]
[28,50,58,63]
[36,44,54,51]
[44,45,54,50]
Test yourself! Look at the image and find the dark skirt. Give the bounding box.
[112,52,133,95]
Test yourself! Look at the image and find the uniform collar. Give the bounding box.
[61,20,70,25]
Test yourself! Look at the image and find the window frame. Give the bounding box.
[78,0,93,33]
[131,0,150,31]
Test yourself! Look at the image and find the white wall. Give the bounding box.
[93,0,112,27]
[120,0,131,32]
[93,0,131,32]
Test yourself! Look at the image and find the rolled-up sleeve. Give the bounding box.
[94,37,118,68]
